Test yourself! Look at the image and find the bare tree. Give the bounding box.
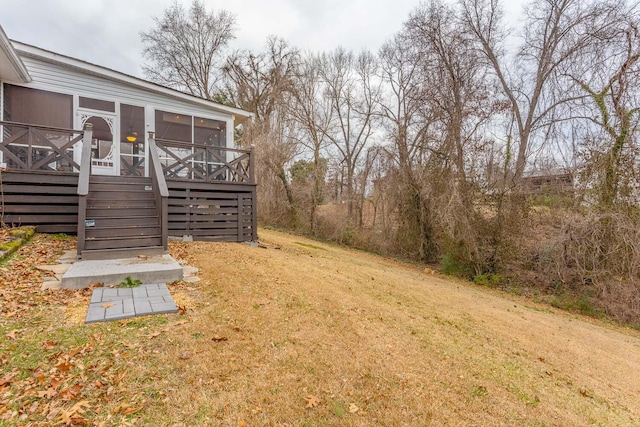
[564,4,640,208]
[287,54,332,232]
[141,0,235,100]
[378,33,432,180]
[378,31,439,260]
[223,38,302,223]
[224,37,300,125]
[246,107,301,225]
[318,48,381,222]
[404,0,501,270]
[460,0,617,184]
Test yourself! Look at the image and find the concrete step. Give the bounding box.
[61,254,183,289]
[80,246,164,260]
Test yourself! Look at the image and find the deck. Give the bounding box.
[0,121,257,259]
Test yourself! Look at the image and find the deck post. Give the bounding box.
[161,197,168,250]
[250,145,257,241]
[76,124,93,258]
[148,131,169,250]
[249,145,255,184]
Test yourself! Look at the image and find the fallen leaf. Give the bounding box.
[0,373,16,386]
[111,403,142,415]
[69,400,91,414]
[59,383,83,400]
[42,340,58,350]
[38,387,57,399]
[149,331,162,339]
[57,408,73,426]
[56,362,73,372]
[349,403,359,413]
[57,400,91,426]
[212,335,228,342]
[6,329,21,340]
[102,302,115,309]
[50,377,64,389]
[180,352,191,359]
[305,395,320,408]
[580,388,594,398]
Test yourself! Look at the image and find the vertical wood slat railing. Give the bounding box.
[148,132,169,250]
[76,124,93,257]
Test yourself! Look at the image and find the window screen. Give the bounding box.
[79,97,115,112]
[3,84,73,129]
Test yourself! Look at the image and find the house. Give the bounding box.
[522,168,574,195]
[0,25,256,260]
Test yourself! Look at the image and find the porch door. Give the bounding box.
[79,111,118,176]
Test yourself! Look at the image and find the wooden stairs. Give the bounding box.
[80,175,164,260]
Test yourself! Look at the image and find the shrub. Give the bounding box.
[473,273,502,287]
[440,248,474,279]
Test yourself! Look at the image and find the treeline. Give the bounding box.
[142,0,640,325]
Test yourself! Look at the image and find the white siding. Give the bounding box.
[19,56,234,129]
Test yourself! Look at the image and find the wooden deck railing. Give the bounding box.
[76,124,93,256]
[154,138,254,184]
[148,132,169,250]
[0,121,83,172]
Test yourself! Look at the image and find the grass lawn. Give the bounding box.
[1,229,640,426]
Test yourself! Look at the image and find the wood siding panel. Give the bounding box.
[0,171,78,233]
[166,179,254,242]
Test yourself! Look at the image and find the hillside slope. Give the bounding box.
[160,228,640,426]
[3,229,638,425]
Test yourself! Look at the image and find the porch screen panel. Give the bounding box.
[194,117,226,180]
[120,104,145,176]
[3,84,72,128]
[2,84,76,172]
[155,110,193,178]
[79,97,115,113]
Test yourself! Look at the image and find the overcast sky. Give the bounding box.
[0,0,526,77]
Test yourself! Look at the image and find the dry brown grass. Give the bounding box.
[127,229,640,426]
[3,230,640,426]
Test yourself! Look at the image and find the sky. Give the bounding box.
[0,0,526,78]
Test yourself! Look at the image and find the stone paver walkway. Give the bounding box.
[85,283,178,323]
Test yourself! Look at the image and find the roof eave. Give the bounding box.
[12,41,254,126]
[0,27,31,83]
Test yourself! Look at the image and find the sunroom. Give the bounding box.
[0,25,256,260]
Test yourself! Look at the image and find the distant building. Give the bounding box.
[522,169,574,194]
